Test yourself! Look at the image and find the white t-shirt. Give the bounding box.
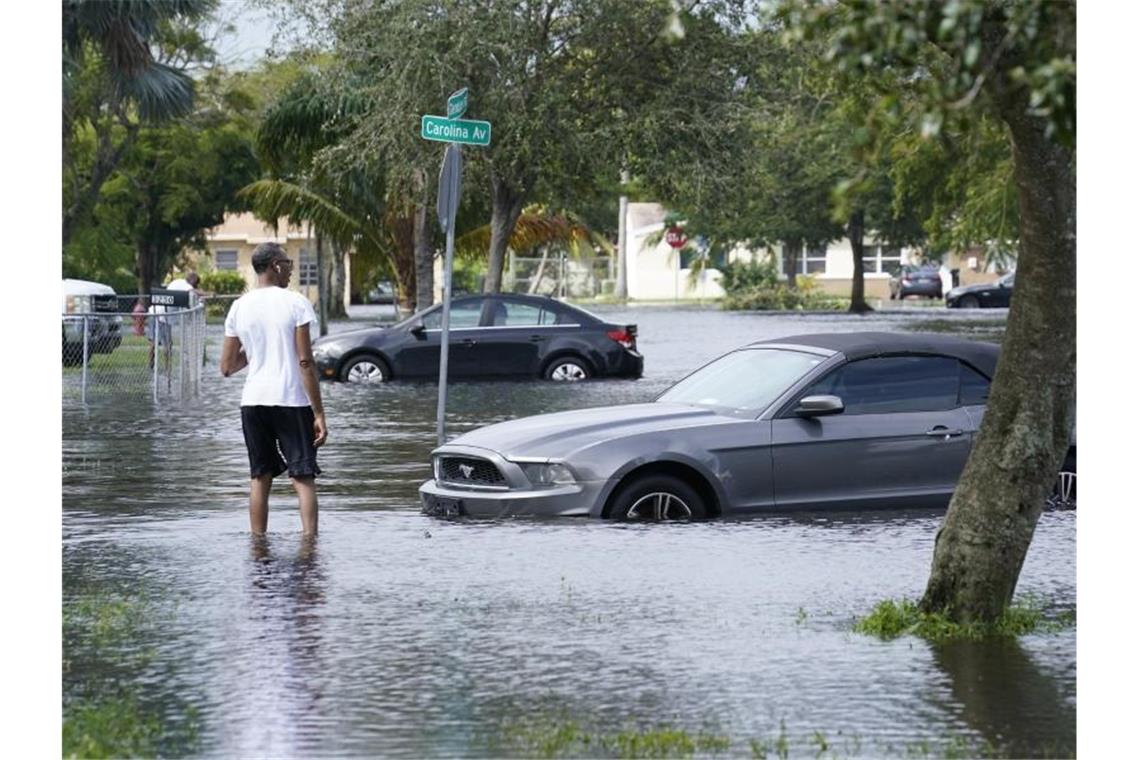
[224,287,318,407]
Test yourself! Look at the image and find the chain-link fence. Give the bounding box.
[62,296,207,405]
[505,254,615,298]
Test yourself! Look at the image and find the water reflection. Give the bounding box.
[228,534,328,755]
[929,637,1076,757]
[62,307,1074,756]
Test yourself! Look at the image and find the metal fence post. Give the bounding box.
[152,312,159,403]
[178,310,185,401]
[81,316,88,406]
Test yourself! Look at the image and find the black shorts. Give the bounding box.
[240,405,322,479]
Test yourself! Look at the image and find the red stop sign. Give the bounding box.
[665,226,687,249]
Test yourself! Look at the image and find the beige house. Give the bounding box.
[187,213,352,309]
[624,203,1005,301]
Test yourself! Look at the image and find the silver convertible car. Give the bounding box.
[419,332,1077,520]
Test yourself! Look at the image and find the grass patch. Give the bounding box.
[492,718,732,758]
[63,693,200,759]
[901,319,1006,341]
[854,598,1074,641]
[63,589,201,757]
[486,713,1064,758]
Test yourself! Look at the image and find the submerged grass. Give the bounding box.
[854,597,1075,641]
[491,717,732,758]
[487,715,1042,758]
[63,588,200,757]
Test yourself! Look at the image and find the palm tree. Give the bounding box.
[63,0,216,245]
[455,206,612,296]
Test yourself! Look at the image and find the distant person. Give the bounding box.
[220,243,328,535]
[166,271,204,298]
[146,272,201,368]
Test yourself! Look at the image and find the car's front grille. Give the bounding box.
[439,456,506,488]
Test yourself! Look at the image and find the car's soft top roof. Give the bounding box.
[752,331,1001,378]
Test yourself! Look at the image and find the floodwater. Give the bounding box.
[62,305,1074,757]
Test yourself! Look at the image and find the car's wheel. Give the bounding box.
[62,344,85,366]
[544,356,590,382]
[340,354,390,383]
[1049,451,1077,509]
[958,294,980,309]
[609,474,707,521]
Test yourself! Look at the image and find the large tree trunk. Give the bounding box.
[783,239,802,289]
[484,173,528,293]
[316,232,329,336]
[388,208,417,314]
[413,169,434,310]
[921,46,1076,623]
[328,241,347,319]
[847,210,872,313]
[136,243,158,295]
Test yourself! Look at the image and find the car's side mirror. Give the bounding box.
[794,395,845,417]
[409,319,426,337]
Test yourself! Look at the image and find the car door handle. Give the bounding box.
[926,427,964,438]
[461,339,477,347]
[528,335,547,342]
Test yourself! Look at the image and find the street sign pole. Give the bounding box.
[436,142,462,446]
[424,89,490,447]
[436,217,456,446]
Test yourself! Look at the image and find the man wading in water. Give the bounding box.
[221,242,328,535]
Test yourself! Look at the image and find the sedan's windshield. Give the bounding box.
[656,348,826,415]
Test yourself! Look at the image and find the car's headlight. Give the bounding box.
[312,342,334,359]
[519,462,576,487]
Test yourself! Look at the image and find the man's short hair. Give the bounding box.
[186,272,200,288]
[251,242,287,273]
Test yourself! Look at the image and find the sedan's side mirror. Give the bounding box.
[409,319,426,337]
[795,395,845,417]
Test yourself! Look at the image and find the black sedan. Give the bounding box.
[889,265,943,299]
[312,294,643,382]
[946,271,1015,308]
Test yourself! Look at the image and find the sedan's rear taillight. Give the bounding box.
[606,325,637,350]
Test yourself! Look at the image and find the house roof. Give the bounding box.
[754,331,1001,377]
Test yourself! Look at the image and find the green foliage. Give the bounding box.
[63,693,164,759]
[198,270,246,295]
[492,716,732,758]
[63,587,201,757]
[719,260,847,311]
[854,598,1074,642]
[719,259,784,292]
[63,224,138,294]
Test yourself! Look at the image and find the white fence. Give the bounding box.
[62,299,207,405]
[504,253,615,298]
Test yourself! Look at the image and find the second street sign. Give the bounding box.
[421,115,492,146]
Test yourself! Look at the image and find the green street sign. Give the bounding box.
[421,115,492,146]
[447,88,468,119]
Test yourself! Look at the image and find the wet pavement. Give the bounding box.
[62,305,1073,757]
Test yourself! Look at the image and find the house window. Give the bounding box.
[298,249,318,286]
[215,249,238,271]
[800,245,827,275]
[862,244,902,275]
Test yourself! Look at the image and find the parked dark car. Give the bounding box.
[946,271,1015,308]
[313,293,642,382]
[365,281,395,305]
[420,331,1076,519]
[889,265,943,300]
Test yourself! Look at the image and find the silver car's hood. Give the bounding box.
[446,402,734,460]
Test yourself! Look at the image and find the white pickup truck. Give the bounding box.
[62,278,123,364]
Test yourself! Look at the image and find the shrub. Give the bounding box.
[719,259,847,311]
[719,259,783,292]
[198,270,247,295]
